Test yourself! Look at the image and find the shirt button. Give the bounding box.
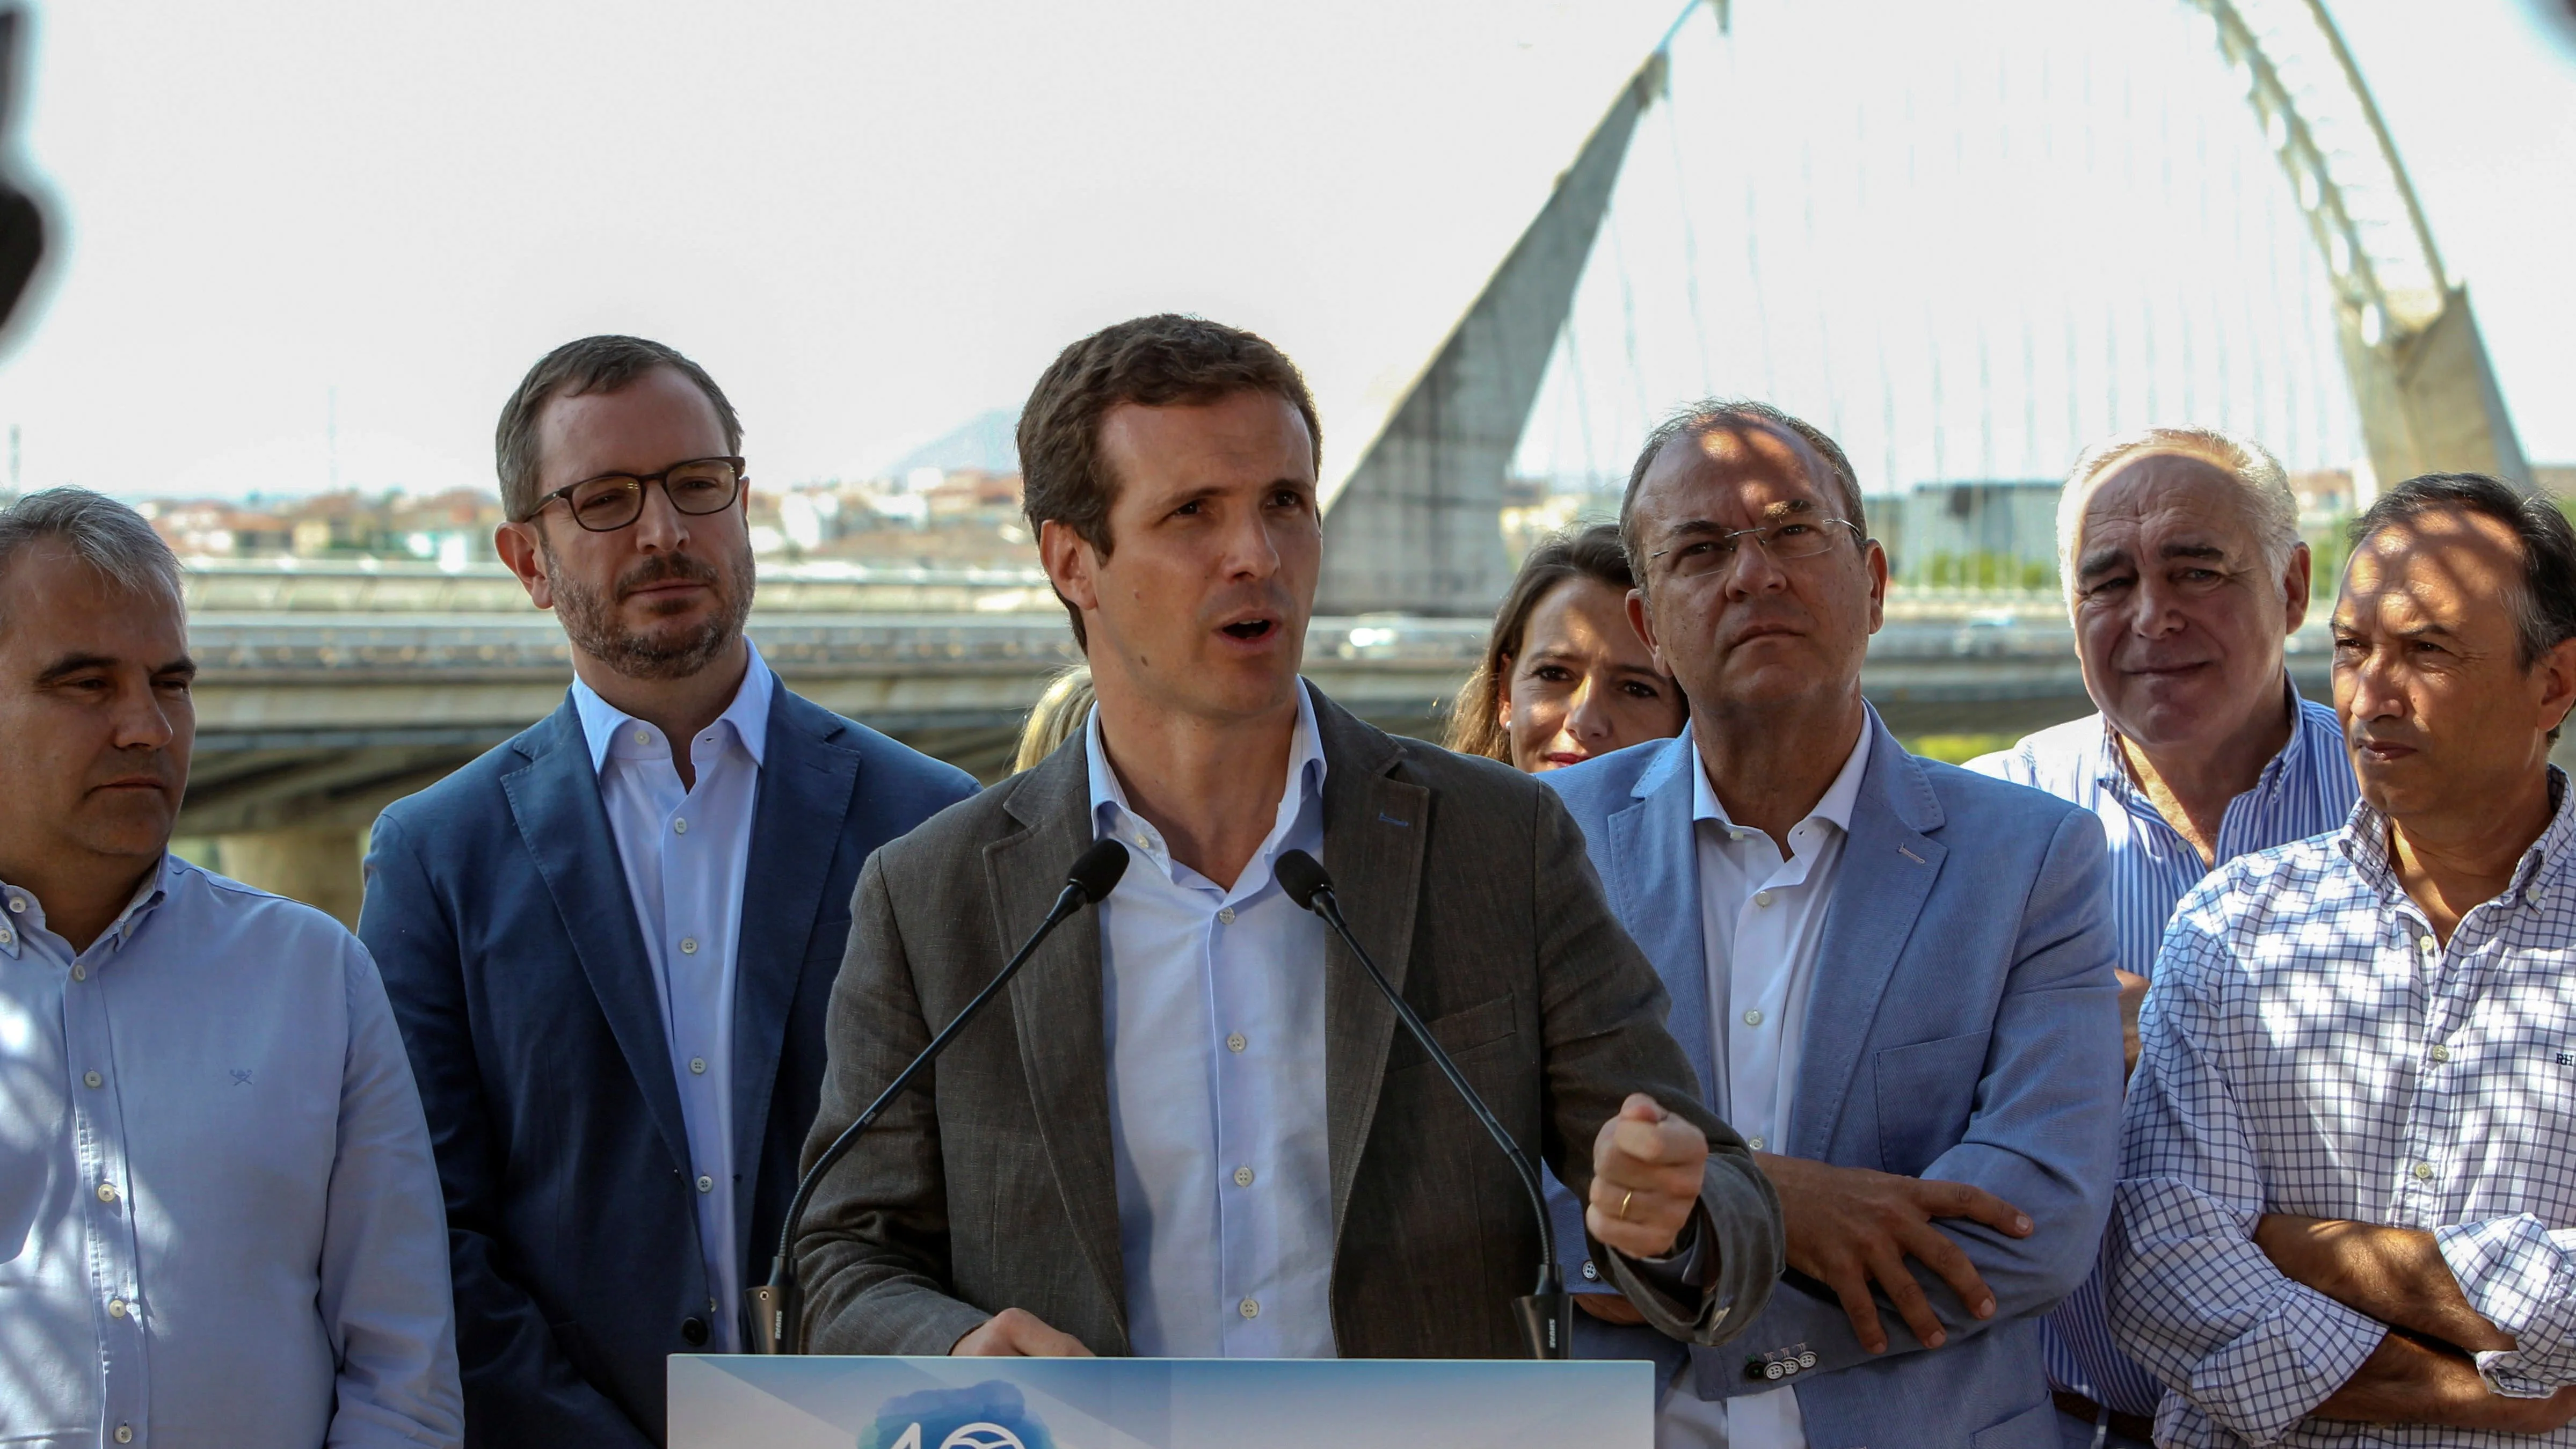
[689,1057,708,1075]
[5,895,20,912]
[680,937,699,955]
[1217,907,1236,925]
[70,963,85,981]
[115,1428,133,1444]
[84,1071,103,1088]
[1753,890,1775,908]
[107,1297,128,1317]
[1,926,15,945]
[2412,1162,2436,1182]
[634,728,650,745]
[1226,1033,1247,1053]
[1747,1135,1766,1151]
[2419,935,2438,955]
[1728,829,1746,841]
[697,1174,715,1193]
[673,818,689,835]
[1743,1009,1764,1027]
[2431,1045,2452,1064]
[1233,1166,1255,1187]
[1238,1297,1260,1320]
[96,1182,118,1204]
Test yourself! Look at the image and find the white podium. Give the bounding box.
[670,1354,1653,1448]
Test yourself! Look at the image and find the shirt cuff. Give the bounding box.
[2440,1215,2576,1397]
[2188,1283,2384,1447]
[1620,1207,1711,1293]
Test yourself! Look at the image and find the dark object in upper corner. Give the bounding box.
[0,8,45,334]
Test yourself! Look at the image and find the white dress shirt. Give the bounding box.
[569,643,775,1355]
[0,855,461,1448]
[1660,722,1873,1449]
[1087,685,1336,1357]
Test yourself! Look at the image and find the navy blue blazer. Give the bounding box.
[1544,714,2123,1449]
[359,687,976,1447]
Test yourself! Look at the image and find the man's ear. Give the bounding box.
[494,520,554,611]
[1626,586,1668,676]
[2537,634,2576,740]
[2282,541,2313,634]
[1039,519,1102,614]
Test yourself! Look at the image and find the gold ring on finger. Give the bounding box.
[1618,1188,1634,1221]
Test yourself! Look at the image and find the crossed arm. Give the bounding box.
[2106,908,2576,1441]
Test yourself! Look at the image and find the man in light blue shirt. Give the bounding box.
[1968,427,2356,1447]
[0,488,461,1449]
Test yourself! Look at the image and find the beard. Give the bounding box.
[545,535,756,681]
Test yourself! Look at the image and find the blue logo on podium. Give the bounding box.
[858,1381,1054,1449]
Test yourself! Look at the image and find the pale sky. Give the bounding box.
[0,0,2566,505]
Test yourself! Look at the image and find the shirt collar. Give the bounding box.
[2339,765,2576,904]
[1688,717,1873,838]
[2093,672,2310,798]
[1086,681,1328,868]
[0,853,176,962]
[570,640,775,775]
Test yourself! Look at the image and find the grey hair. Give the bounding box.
[2056,426,2300,608]
[1619,399,1868,594]
[0,487,186,629]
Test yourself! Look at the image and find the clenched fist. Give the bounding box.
[1586,1093,1708,1260]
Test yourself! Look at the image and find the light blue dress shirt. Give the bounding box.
[570,643,775,1355]
[1969,681,2355,1420]
[0,854,462,1448]
[1086,686,1335,1357]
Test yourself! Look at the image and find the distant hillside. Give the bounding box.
[887,409,1019,477]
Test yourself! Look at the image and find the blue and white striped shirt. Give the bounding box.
[1969,681,2356,1416]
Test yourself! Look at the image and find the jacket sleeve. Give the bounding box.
[1528,784,1782,1348]
[794,850,994,1356]
[359,813,656,1449]
[1720,805,2126,1390]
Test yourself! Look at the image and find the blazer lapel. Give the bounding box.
[501,697,694,1175]
[1607,736,1716,1102]
[1791,715,1947,1160]
[729,692,861,1254]
[1309,691,1428,1243]
[991,739,1129,1338]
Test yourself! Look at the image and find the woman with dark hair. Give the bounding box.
[1446,522,1685,771]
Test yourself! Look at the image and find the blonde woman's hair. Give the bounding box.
[1445,523,1639,762]
[1012,664,1095,773]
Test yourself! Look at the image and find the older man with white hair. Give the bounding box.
[1971,427,2358,1447]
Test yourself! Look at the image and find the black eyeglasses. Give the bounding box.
[525,456,747,533]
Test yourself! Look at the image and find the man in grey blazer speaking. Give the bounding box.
[792,314,1782,1361]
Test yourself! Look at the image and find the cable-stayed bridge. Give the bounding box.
[176,0,2529,916]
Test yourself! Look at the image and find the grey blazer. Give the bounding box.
[795,685,1782,1359]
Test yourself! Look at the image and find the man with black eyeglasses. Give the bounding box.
[359,336,976,1447]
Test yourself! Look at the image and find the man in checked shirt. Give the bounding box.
[2107,471,2576,1445]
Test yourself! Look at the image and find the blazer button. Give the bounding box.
[680,1316,709,1346]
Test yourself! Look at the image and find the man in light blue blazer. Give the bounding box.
[1542,400,2123,1449]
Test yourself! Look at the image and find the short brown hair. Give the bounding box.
[496,335,743,521]
[1619,399,1866,592]
[1016,314,1321,649]
[1445,523,1639,761]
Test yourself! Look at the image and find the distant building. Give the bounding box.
[1887,480,2060,591]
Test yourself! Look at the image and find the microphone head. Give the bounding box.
[1066,839,1131,903]
[1273,849,1333,911]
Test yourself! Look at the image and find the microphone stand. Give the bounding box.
[746,840,1129,1353]
[1275,850,1570,1360]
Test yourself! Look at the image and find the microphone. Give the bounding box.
[1272,848,1571,1360]
[747,838,1131,1353]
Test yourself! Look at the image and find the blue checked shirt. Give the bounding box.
[2107,773,2576,1447]
[1971,682,2357,1416]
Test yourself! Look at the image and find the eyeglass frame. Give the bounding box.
[1647,515,1866,583]
[519,456,750,532]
